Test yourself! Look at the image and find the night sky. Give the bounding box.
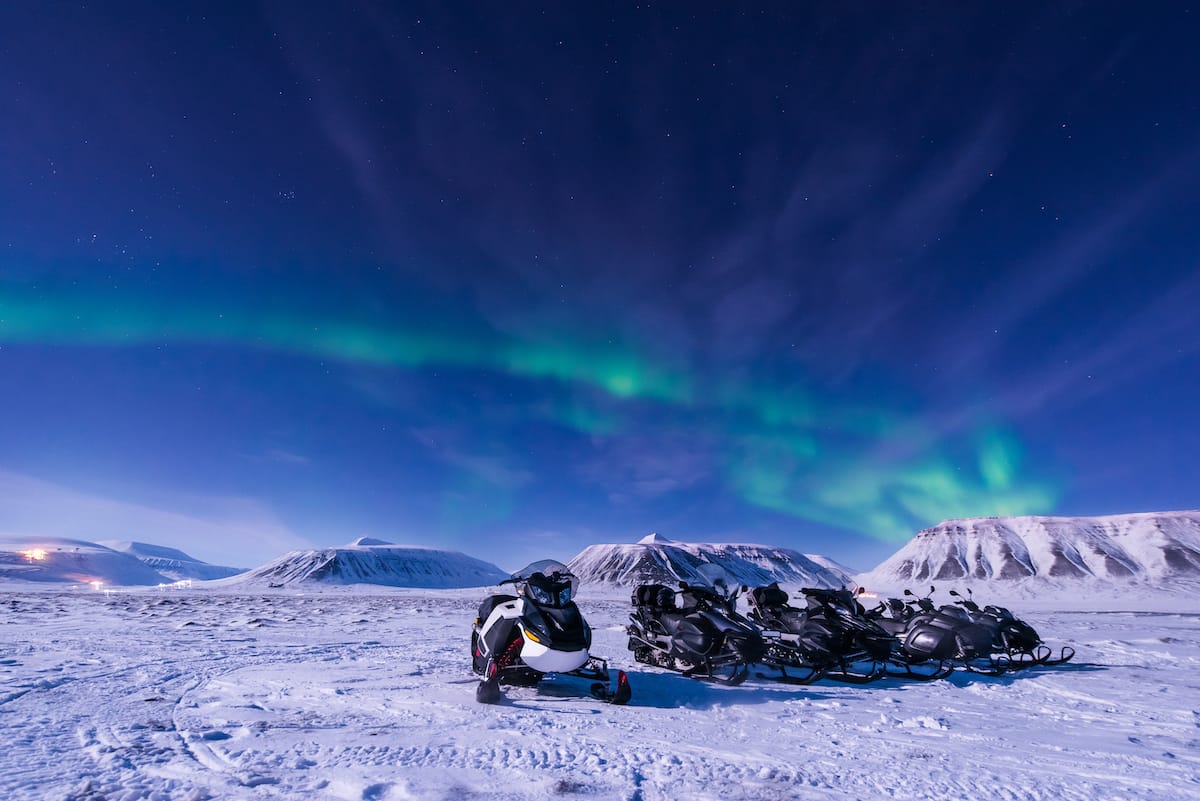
[2,3,1198,571]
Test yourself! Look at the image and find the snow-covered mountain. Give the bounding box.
[0,536,170,587]
[858,511,1200,590]
[568,533,850,589]
[99,540,245,581]
[223,537,509,589]
[803,553,859,577]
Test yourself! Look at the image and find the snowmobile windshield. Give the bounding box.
[694,563,738,602]
[512,559,579,608]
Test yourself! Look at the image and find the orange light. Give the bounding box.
[19,548,47,562]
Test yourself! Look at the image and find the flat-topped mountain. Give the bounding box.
[859,511,1200,588]
[0,536,170,586]
[224,538,508,588]
[99,540,244,581]
[568,533,850,589]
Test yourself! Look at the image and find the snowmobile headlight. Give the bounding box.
[527,583,554,606]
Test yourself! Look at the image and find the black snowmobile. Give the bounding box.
[946,588,1075,668]
[866,586,1006,675]
[471,559,631,705]
[745,583,901,684]
[626,578,765,685]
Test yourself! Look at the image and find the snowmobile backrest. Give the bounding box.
[633,584,676,610]
[886,597,908,616]
[749,584,790,609]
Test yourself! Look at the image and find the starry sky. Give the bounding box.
[1,3,1198,571]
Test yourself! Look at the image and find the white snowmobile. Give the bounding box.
[471,559,631,705]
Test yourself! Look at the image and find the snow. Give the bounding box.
[0,586,1196,800]
[803,552,859,577]
[347,537,395,548]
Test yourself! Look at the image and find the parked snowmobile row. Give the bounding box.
[744,584,945,684]
[623,580,1073,687]
[469,562,1073,703]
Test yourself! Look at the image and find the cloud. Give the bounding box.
[944,149,1200,378]
[0,468,310,567]
[260,448,312,466]
[409,426,535,492]
[576,433,716,503]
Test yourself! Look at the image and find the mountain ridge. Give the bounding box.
[858,511,1200,591]
[99,540,245,581]
[568,537,851,590]
[0,536,170,586]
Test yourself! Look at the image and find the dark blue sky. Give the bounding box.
[1,3,1197,570]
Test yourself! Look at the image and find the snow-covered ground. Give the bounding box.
[1,588,1197,801]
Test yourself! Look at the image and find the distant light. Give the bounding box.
[20,548,47,562]
[90,580,103,591]
[858,591,878,599]
[159,579,193,591]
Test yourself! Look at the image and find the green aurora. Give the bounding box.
[0,287,1058,541]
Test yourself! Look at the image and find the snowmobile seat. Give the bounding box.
[632,584,676,611]
[476,594,519,623]
[750,583,790,610]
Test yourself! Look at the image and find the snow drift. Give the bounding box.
[223,537,509,588]
[859,511,1200,592]
[568,533,850,589]
[99,540,245,581]
[0,536,170,586]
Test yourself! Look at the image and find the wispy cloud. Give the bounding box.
[943,148,1200,378]
[575,431,716,504]
[409,427,535,491]
[0,468,310,567]
[994,269,1200,417]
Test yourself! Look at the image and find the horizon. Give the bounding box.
[2,5,1198,573]
[7,506,1199,578]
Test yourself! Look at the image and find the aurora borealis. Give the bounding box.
[2,4,1198,569]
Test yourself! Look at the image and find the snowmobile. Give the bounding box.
[626,578,765,684]
[471,559,631,705]
[745,583,902,684]
[946,588,1075,668]
[866,586,1006,675]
